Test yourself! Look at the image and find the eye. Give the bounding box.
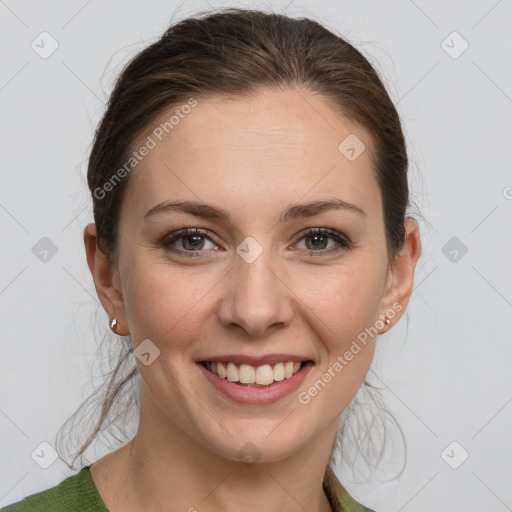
[161,227,351,259]
[293,228,350,255]
[161,228,219,257]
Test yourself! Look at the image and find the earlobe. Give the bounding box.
[83,223,130,336]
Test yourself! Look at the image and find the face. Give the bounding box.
[93,87,414,464]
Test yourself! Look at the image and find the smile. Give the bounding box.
[197,358,314,405]
[201,360,305,387]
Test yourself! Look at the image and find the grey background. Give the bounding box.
[1,1,511,510]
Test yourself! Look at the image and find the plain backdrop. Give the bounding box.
[1,1,511,511]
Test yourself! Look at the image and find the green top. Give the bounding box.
[1,466,108,512]
[1,465,375,511]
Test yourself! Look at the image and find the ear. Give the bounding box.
[377,217,422,333]
[83,223,130,336]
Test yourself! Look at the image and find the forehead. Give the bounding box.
[122,87,381,225]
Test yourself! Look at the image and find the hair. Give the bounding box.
[56,6,417,489]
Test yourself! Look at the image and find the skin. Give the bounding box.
[84,86,421,512]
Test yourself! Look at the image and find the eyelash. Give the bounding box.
[161,227,351,258]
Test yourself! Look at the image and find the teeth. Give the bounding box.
[217,362,226,379]
[205,360,304,385]
[239,364,255,384]
[226,362,238,382]
[284,361,294,379]
[255,364,274,385]
[273,362,285,381]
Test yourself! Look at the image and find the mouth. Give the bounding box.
[199,360,312,387]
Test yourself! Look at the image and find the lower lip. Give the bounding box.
[198,362,314,405]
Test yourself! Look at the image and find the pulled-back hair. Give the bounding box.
[57,6,413,490]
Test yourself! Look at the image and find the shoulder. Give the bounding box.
[335,486,377,512]
[324,465,377,512]
[1,466,108,512]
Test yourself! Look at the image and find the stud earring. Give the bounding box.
[109,318,117,332]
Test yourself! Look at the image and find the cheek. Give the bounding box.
[289,260,384,380]
[122,256,220,346]
[292,267,383,413]
[296,262,384,336]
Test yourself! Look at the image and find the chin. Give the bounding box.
[198,417,313,465]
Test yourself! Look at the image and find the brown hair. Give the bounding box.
[56,6,413,485]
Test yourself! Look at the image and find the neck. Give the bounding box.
[97,393,339,512]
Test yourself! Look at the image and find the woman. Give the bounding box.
[3,7,421,512]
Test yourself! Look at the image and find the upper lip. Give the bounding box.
[198,354,313,366]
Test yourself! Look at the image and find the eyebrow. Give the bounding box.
[143,198,367,223]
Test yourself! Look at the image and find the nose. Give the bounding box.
[216,245,294,338]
